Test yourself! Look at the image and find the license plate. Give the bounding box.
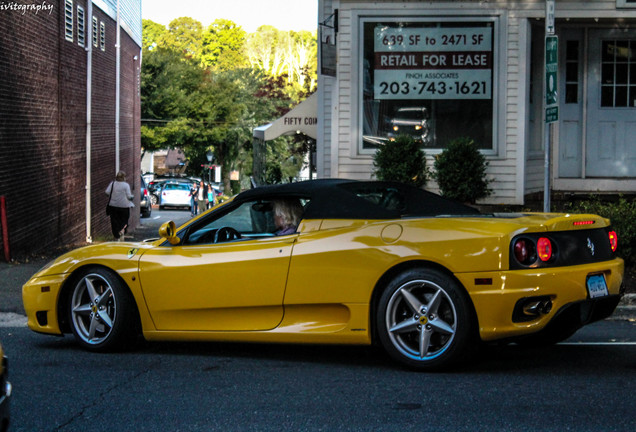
[586,274,609,299]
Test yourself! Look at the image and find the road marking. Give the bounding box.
[560,341,636,346]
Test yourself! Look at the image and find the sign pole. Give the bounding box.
[543,0,557,212]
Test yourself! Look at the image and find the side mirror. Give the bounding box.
[158,221,180,245]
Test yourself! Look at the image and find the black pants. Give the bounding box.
[109,206,130,239]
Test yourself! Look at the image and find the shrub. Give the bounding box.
[373,134,428,187]
[433,137,491,203]
[566,196,636,265]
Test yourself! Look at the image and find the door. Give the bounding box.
[558,29,584,178]
[586,29,636,177]
[138,199,298,332]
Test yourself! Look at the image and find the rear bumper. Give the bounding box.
[456,258,624,341]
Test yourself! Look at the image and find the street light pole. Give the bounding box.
[206,150,214,185]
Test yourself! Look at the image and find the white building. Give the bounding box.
[316,0,636,205]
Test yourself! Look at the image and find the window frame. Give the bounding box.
[64,0,73,42]
[100,21,106,51]
[92,16,98,48]
[617,0,636,9]
[354,14,503,157]
[77,5,85,47]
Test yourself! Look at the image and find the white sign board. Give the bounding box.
[373,26,493,100]
[546,0,555,34]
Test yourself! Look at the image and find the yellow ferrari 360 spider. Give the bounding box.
[22,180,625,370]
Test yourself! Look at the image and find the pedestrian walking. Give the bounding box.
[190,182,198,216]
[105,171,134,240]
[197,181,208,214]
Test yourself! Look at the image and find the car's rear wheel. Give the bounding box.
[68,267,137,352]
[376,268,475,370]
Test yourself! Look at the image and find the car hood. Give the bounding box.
[30,240,159,279]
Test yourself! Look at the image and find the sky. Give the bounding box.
[141,0,318,33]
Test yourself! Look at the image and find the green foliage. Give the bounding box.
[163,17,204,59]
[433,137,491,203]
[201,19,247,71]
[566,196,636,265]
[140,17,318,189]
[245,27,317,99]
[373,135,428,187]
[142,19,166,50]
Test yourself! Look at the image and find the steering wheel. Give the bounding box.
[213,226,241,243]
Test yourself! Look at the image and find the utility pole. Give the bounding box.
[544,0,558,212]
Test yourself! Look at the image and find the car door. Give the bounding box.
[138,200,296,331]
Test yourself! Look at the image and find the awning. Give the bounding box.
[253,93,317,141]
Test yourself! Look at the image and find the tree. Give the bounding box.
[140,47,206,156]
[201,19,247,71]
[142,19,167,50]
[162,17,204,59]
[140,19,318,186]
[244,26,317,100]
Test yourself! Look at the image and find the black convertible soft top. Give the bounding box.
[236,179,480,220]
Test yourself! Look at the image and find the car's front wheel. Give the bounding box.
[376,268,476,370]
[67,267,138,352]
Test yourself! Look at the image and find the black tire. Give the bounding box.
[376,268,476,371]
[67,267,138,352]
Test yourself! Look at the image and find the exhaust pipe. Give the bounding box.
[513,296,554,322]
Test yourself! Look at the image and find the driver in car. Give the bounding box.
[272,199,303,236]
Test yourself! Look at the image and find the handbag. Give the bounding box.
[106,182,114,216]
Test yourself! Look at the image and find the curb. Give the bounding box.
[607,293,636,321]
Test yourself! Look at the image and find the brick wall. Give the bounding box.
[0,0,141,259]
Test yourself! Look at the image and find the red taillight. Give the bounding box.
[573,220,595,226]
[514,239,529,263]
[513,238,537,265]
[608,230,618,252]
[537,237,552,262]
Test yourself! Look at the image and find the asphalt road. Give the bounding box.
[1,320,635,432]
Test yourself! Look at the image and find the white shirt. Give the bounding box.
[106,181,134,208]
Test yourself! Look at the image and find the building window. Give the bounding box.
[92,16,98,48]
[100,22,106,51]
[565,40,580,104]
[617,0,636,8]
[361,20,495,152]
[64,0,73,42]
[77,5,85,47]
[600,39,636,107]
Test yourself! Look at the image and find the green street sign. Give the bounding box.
[545,35,558,123]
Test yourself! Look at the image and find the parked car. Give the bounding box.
[159,182,192,210]
[22,179,625,370]
[0,341,11,432]
[140,176,152,218]
[148,178,193,206]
